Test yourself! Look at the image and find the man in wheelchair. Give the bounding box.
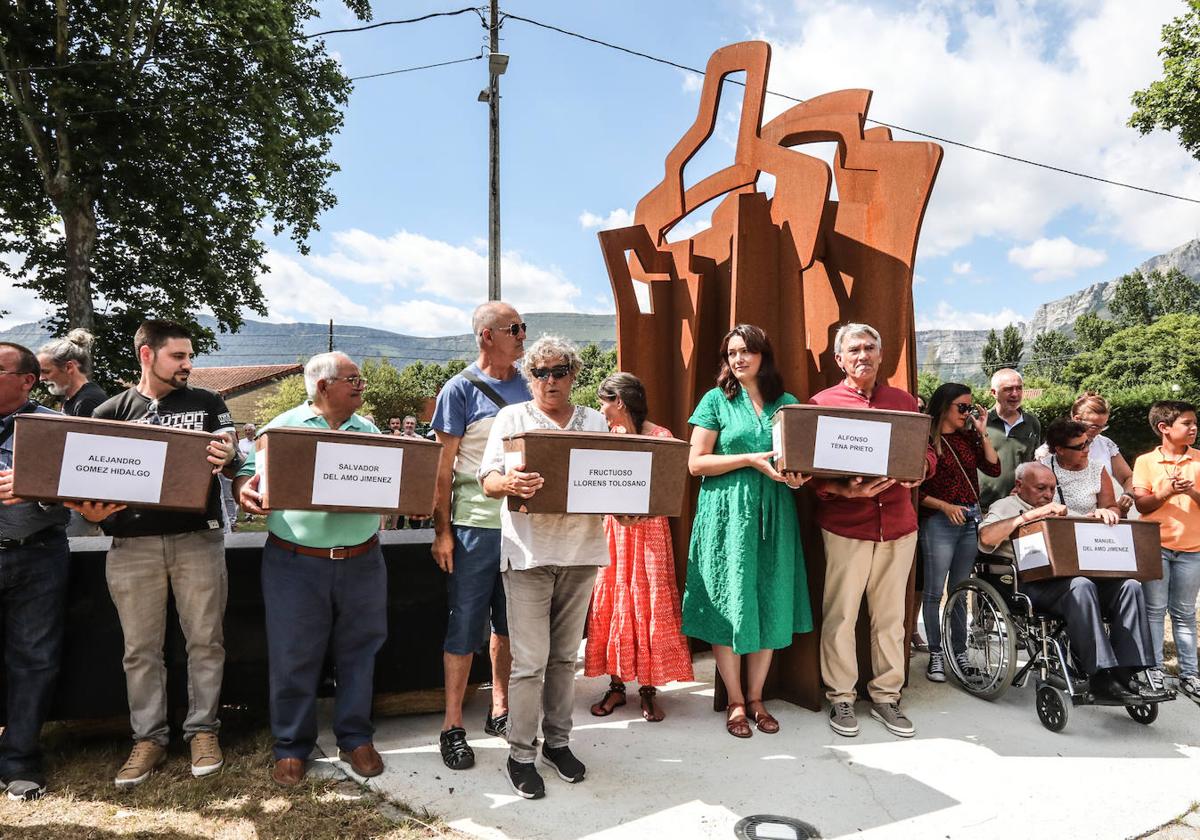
[977,462,1169,704]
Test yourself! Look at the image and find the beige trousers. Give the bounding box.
[820,529,917,705]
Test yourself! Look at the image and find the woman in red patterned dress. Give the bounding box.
[585,373,694,721]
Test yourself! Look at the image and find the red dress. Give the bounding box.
[584,423,694,686]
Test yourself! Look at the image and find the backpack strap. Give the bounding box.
[461,369,510,409]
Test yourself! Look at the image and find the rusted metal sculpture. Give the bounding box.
[599,41,942,711]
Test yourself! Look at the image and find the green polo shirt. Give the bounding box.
[978,407,1043,513]
[238,402,382,548]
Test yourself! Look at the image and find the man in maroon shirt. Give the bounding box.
[810,323,936,740]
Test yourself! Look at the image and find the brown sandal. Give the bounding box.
[746,699,780,734]
[725,702,753,738]
[639,686,664,722]
[590,680,627,716]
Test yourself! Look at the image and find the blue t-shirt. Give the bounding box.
[431,364,531,528]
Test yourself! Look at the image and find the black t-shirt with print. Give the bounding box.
[92,386,235,537]
[63,381,108,417]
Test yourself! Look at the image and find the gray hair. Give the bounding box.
[990,368,1023,390]
[38,328,95,375]
[472,300,518,348]
[833,323,882,355]
[521,335,581,378]
[1014,461,1052,483]
[304,351,353,399]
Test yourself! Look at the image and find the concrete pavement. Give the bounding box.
[317,652,1200,840]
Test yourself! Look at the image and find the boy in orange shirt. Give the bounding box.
[1132,400,1200,702]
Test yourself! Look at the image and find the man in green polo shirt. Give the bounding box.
[235,351,387,787]
[979,367,1043,512]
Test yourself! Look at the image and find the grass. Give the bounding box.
[0,710,454,840]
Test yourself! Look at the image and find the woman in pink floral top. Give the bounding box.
[585,373,693,721]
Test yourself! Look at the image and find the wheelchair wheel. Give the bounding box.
[1126,702,1159,725]
[942,578,1018,700]
[1036,683,1069,732]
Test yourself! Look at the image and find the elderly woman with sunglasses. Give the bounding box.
[918,383,1001,683]
[477,335,609,800]
[1039,418,1123,523]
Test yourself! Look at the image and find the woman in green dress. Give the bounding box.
[683,324,813,738]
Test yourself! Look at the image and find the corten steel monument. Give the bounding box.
[598,41,942,711]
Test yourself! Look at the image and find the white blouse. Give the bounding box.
[478,401,611,571]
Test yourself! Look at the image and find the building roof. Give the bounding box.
[188,364,302,396]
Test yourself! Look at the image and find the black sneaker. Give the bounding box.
[439,726,475,770]
[506,757,545,799]
[484,711,509,739]
[540,744,585,783]
[6,779,46,801]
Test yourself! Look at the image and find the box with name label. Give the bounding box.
[502,430,690,516]
[255,426,442,515]
[1012,516,1162,583]
[11,413,217,512]
[771,404,931,482]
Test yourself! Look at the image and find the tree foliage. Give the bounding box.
[254,374,308,426]
[1109,270,1155,327]
[1024,330,1075,383]
[980,323,1023,377]
[1062,313,1200,396]
[0,1,371,387]
[569,344,618,409]
[1130,0,1200,161]
[1073,312,1118,352]
[916,371,941,403]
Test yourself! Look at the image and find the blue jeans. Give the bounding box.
[261,540,388,760]
[920,507,979,655]
[1144,549,1200,677]
[443,526,508,655]
[0,534,70,785]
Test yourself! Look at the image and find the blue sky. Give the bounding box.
[3,0,1200,336]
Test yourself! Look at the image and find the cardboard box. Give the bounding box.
[502,430,690,516]
[1013,516,1162,583]
[771,404,931,482]
[256,427,441,515]
[11,413,216,512]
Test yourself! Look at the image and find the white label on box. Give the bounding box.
[255,445,268,498]
[1013,531,1050,571]
[566,448,653,514]
[504,449,524,473]
[771,417,783,462]
[1074,522,1138,572]
[811,415,892,475]
[311,441,402,508]
[57,432,168,504]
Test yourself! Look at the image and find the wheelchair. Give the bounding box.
[940,556,1175,732]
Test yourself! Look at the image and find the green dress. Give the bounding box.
[681,387,813,654]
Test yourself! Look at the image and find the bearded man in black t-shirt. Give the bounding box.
[75,320,238,789]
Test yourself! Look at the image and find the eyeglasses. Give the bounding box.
[1058,440,1090,452]
[482,322,527,338]
[952,402,975,414]
[328,376,367,388]
[0,370,26,376]
[1080,422,1109,433]
[530,365,572,381]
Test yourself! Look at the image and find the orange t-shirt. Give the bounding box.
[1132,446,1200,552]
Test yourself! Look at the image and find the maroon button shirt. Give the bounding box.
[809,381,937,542]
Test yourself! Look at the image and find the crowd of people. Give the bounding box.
[0,303,1197,804]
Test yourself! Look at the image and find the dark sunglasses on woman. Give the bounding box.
[530,365,572,381]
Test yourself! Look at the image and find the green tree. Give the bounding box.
[255,374,308,425]
[569,343,618,409]
[1024,330,1075,383]
[1073,311,1118,352]
[1109,270,1154,328]
[1062,313,1200,395]
[360,358,425,423]
[916,371,941,403]
[998,324,1024,371]
[1149,267,1200,317]
[980,328,1001,378]
[1130,0,1200,161]
[0,1,372,386]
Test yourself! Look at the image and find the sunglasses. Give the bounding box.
[1058,440,1090,452]
[483,322,527,338]
[530,365,572,381]
[1079,422,1109,433]
[952,402,976,414]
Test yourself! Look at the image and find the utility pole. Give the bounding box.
[484,0,507,301]
[328,319,333,353]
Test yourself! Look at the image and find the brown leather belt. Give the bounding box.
[267,533,379,560]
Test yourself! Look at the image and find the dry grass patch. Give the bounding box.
[0,712,455,840]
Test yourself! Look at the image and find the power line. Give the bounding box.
[0,8,486,75]
[503,13,1200,206]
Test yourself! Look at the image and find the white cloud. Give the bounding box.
[952,261,971,275]
[916,301,1027,332]
[754,0,1200,255]
[0,275,52,327]
[578,208,634,230]
[1008,236,1107,281]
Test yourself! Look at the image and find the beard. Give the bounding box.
[44,381,66,396]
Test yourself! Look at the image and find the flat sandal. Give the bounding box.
[590,680,626,717]
[639,686,664,722]
[725,702,752,738]
[746,699,779,734]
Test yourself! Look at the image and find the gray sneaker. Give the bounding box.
[1179,674,1200,704]
[828,701,859,737]
[6,779,45,801]
[926,651,946,682]
[871,702,915,738]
